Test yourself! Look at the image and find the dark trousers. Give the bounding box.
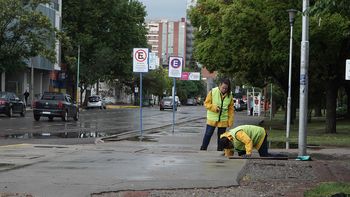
[200,125,226,151]
[258,134,269,157]
[237,133,269,157]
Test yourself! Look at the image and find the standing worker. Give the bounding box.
[219,125,269,157]
[200,78,234,151]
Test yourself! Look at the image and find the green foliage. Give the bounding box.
[141,67,171,97]
[176,80,206,102]
[189,0,299,88]
[0,0,57,72]
[62,0,148,89]
[304,182,350,197]
[190,0,350,133]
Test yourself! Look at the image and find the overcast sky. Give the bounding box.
[137,0,188,21]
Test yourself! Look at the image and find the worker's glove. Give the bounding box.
[242,154,252,159]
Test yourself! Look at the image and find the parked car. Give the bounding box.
[103,96,116,104]
[160,97,177,111]
[0,91,26,117]
[33,92,78,121]
[87,95,106,109]
[186,98,197,106]
[168,96,181,106]
[234,98,247,111]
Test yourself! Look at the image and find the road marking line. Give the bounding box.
[0,143,31,148]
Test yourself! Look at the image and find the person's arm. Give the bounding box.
[227,98,234,128]
[204,91,219,112]
[235,130,253,155]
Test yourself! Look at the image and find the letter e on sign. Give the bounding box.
[133,48,149,73]
[168,56,183,78]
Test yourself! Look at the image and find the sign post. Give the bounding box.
[168,56,183,133]
[346,60,350,80]
[133,48,149,137]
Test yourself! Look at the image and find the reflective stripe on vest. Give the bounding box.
[207,87,232,122]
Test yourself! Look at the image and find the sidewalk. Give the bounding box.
[0,113,277,197]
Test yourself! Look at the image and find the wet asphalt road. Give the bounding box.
[0,106,207,145]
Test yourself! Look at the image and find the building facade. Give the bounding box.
[146,18,187,67]
[0,0,62,105]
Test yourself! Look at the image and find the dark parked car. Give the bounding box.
[160,97,177,111]
[0,91,26,117]
[33,92,78,121]
[186,98,197,106]
[234,99,247,111]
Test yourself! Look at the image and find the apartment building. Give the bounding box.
[146,18,187,68]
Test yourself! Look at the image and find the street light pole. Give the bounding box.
[286,9,297,150]
[298,0,309,156]
[76,45,80,105]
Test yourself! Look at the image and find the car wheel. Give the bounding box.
[160,108,164,111]
[48,116,54,121]
[7,107,13,117]
[20,107,26,117]
[73,111,79,121]
[34,115,40,121]
[62,110,68,121]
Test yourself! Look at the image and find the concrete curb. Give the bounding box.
[105,105,139,109]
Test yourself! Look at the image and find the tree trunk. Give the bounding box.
[96,80,100,95]
[314,106,322,117]
[345,86,350,119]
[325,81,337,133]
[84,89,91,107]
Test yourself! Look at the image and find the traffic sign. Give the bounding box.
[181,72,200,80]
[168,56,183,78]
[133,48,149,72]
[149,52,158,70]
[346,59,350,80]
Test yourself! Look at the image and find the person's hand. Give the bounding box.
[242,154,252,159]
[216,106,221,113]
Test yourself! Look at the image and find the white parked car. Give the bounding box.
[103,96,116,104]
[87,95,106,109]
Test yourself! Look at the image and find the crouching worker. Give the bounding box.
[219,125,269,158]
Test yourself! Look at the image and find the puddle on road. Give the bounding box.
[3,131,113,140]
[123,136,157,142]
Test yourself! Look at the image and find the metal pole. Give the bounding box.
[298,0,309,156]
[286,24,294,150]
[76,45,80,105]
[30,58,34,108]
[270,83,272,121]
[140,72,143,137]
[252,87,255,116]
[172,78,176,134]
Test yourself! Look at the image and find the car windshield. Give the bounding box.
[163,98,172,102]
[89,96,100,102]
[42,94,64,100]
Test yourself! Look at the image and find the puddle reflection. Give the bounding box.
[3,131,111,139]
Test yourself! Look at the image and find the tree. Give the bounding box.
[0,0,57,72]
[308,6,350,133]
[190,0,350,133]
[62,0,148,103]
[189,0,300,118]
[140,67,172,98]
